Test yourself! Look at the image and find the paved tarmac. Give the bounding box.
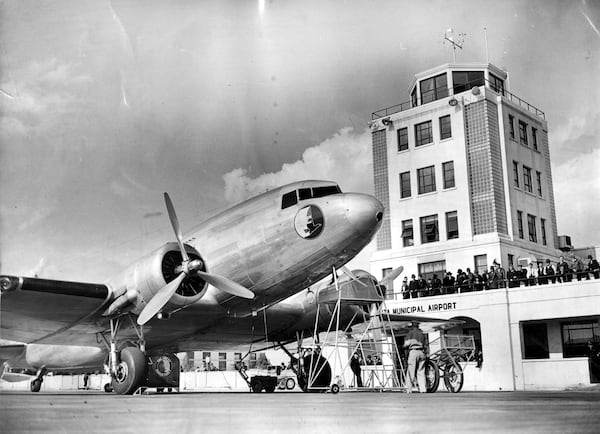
[1,390,599,433]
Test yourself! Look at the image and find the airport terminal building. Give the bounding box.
[369,62,600,390]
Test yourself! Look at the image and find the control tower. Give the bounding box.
[369,63,563,289]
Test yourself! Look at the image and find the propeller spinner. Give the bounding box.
[137,193,254,325]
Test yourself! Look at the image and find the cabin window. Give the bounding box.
[313,185,341,198]
[281,191,297,209]
[299,188,312,201]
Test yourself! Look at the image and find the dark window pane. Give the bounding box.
[281,191,297,209]
[397,127,409,151]
[400,172,411,198]
[420,214,439,243]
[522,322,549,359]
[402,219,414,247]
[312,185,341,198]
[446,211,458,239]
[452,71,484,94]
[415,121,433,147]
[443,161,455,189]
[439,115,452,140]
[417,165,436,194]
[562,321,600,358]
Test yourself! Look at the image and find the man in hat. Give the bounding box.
[403,323,427,393]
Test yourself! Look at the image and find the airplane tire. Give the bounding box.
[252,381,263,393]
[111,347,147,395]
[30,379,42,393]
[425,359,440,393]
[104,383,113,393]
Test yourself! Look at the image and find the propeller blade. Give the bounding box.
[340,266,367,287]
[164,192,189,263]
[196,270,254,299]
[380,265,404,286]
[137,273,185,325]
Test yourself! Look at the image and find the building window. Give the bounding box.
[401,219,414,247]
[446,211,458,239]
[420,214,439,244]
[397,127,409,152]
[420,73,448,104]
[418,260,446,282]
[474,254,488,275]
[417,165,436,194]
[536,171,542,196]
[508,254,514,267]
[523,166,532,193]
[400,171,411,199]
[439,115,452,140]
[522,322,549,359]
[490,73,505,96]
[519,120,528,146]
[562,321,600,358]
[512,161,520,188]
[517,210,524,239]
[202,352,211,370]
[452,71,484,94]
[527,214,537,243]
[508,114,515,140]
[532,127,538,150]
[415,121,433,147]
[541,218,547,246]
[411,87,417,107]
[219,352,227,371]
[442,161,455,189]
[249,352,257,369]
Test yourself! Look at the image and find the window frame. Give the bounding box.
[443,161,455,189]
[397,127,409,152]
[561,320,600,358]
[420,73,448,104]
[519,120,528,146]
[439,115,452,140]
[417,165,436,195]
[417,260,446,283]
[400,171,411,199]
[541,218,547,246]
[536,171,542,196]
[527,213,537,243]
[532,127,538,150]
[446,210,459,239]
[401,219,414,247]
[517,210,524,239]
[523,166,532,193]
[415,120,433,147]
[420,214,439,244]
[513,161,520,188]
[508,114,515,140]
[522,322,550,359]
[474,254,488,275]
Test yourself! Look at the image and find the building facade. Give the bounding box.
[370,63,560,287]
[369,63,600,390]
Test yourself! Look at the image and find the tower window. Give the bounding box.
[446,211,459,239]
[541,218,547,246]
[400,172,411,199]
[452,71,484,94]
[439,115,452,140]
[417,165,436,194]
[523,166,532,193]
[490,73,505,96]
[517,210,524,239]
[415,121,433,147]
[508,115,515,140]
[532,127,538,150]
[401,219,414,247]
[397,127,409,152]
[519,120,528,146]
[513,161,520,188]
[536,171,542,196]
[420,73,448,104]
[527,214,537,243]
[443,161,455,189]
[420,214,439,244]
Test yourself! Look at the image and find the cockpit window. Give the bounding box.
[312,185,342,198]
[298,188,312,201]
[281,191,298,209]
[282,184,342,209]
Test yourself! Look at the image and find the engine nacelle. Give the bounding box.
[104,242,208,316]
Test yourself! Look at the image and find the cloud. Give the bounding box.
[223,126,373,203]
[17,207,55,232]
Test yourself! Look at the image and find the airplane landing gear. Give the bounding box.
[111,346,147,395]
[30,368,47,393]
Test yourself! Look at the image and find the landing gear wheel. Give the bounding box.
[330,383,340,394]
[285,378,296,390]
[111,347,147,395]
[30,379,42,393]
[425,359,440,393]
[443,363,464,393]
[104,383,113,393]
[252,381,263,393]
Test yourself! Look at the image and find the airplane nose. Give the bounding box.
[345,194,384,234]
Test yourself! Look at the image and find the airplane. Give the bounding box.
[0,180,386,394]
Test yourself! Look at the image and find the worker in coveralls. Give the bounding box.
[404,322,427,393]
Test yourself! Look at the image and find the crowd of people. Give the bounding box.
[399,254,600,299]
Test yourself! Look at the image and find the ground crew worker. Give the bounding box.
[404,322,427,393]
[350,352,363,388]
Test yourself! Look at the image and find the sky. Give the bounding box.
[0,0,599,283]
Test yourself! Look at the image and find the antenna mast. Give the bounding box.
[443,29,466,62]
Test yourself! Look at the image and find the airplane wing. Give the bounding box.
[0,276,110,345]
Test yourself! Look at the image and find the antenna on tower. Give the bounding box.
[443,29,466,62]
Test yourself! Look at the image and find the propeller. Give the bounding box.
[137,193,254,325]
